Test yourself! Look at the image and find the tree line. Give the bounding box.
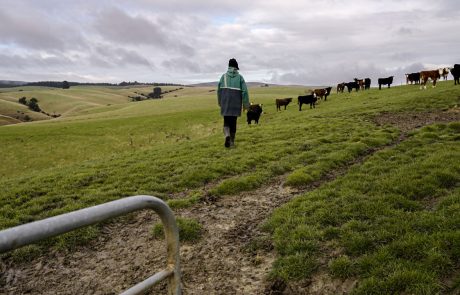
[23,81,185,88]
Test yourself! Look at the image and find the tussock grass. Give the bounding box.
[151,217,202,242]
[266,123,460,293]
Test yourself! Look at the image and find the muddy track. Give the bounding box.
[0,144,396,295]
[1,109,459,295]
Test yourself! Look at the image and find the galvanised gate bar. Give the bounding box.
[0,195,181,295]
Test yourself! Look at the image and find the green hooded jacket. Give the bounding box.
[217,67,250,117]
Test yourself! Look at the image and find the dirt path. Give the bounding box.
[1,176,302,295]
[0,146,393,295]
[2,109,459,295]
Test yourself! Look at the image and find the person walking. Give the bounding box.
[217,58,250,148]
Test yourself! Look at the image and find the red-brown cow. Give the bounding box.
[313,87,332,101]
[420,70,441,89]
[354,78,365,90]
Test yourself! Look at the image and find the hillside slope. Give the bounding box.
[0,82,459,294]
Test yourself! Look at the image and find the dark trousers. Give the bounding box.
[223,116,237,134]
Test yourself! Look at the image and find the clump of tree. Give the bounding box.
[26,81,77,88]
[22,80,187,88]
[17,97,61,118]
[18,96,27,105]
[148,87,163,99]
[28,98,41,112]
[118,81,185,87]
[18,97,41,112]
[130,87,185,102]
[129,96,144,102]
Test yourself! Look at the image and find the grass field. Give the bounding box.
[266,122,460,293]
[1,81,459,292]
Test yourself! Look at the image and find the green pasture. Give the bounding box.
[0,81,459,291]
[266,122,460,293]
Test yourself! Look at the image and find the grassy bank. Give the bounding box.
[0,82,459,255]
[266,122,460,293]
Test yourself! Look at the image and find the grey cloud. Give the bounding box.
[93,7,195,55]
[93,8,168,45]
[1,0,459,84]
[0,10,65,50]
[162,58,202,73]
[0,7,87,51]
[397,27,414,36]
[92,45,154,68]
[0,53,73,69]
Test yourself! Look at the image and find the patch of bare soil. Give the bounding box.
[0,177,303,295]
[373,107,460,133]
[2,108,459,295]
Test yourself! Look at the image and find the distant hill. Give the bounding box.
[188,81,307,87]
[0,80,27,88]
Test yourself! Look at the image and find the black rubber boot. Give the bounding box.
[224,127,231,148]
[230,133,235,147]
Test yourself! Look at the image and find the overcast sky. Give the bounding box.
[1,0,459,85]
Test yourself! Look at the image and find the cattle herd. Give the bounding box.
[247,64,460,125]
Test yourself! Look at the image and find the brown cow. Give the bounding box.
[276,97,292,111]
[420,70,441,89]
[354,78,365,90]
[313,87,332,101]
[440,68,450,81]
[337,82,345,93]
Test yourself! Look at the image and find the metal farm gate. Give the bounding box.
[0,195,181,295]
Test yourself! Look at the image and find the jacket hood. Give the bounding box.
[227,67,239,77]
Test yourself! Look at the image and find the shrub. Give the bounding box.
[27,100,41,112]
[18,97,27,105]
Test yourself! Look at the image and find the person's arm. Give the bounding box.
[217,75,223,106]
[241,77,250,109]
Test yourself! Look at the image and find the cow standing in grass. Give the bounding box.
[420,70,440,89]
[247,104,263,124]
[337,82,345,93]
[364,78,371,90]
[451,64,460,85]
[406,73,421,85]
[313,87,332,101]
[354,78,365,90]
[345,81,359,93]
[440,68,450,80]
[276,98,292,111]
[378,76,394,90]
[298,93,317,110]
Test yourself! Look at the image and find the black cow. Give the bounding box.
[451,64,460,85]
[298,93,317,110]
[345,81,359,93]
[406,73,421,85]
[247,104,263,124]
[364,78,371,90]
[378,76,394,90]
